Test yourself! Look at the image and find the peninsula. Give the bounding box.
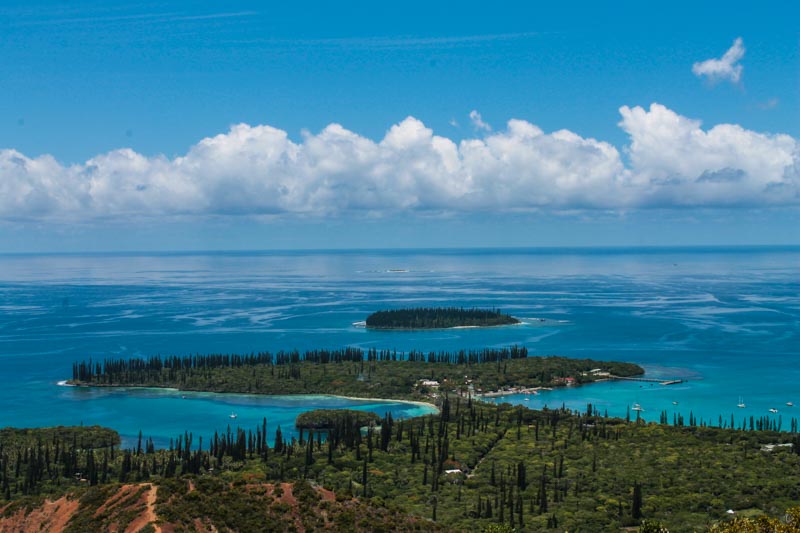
[365,307,520,330]
[68,346,643,401]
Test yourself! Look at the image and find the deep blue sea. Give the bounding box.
[0,247,798,447]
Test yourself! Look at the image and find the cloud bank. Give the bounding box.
[1,103,797,221]
[692,37,745,84]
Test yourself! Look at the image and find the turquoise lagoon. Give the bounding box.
[0,247,798,446]
[51,386,436,448]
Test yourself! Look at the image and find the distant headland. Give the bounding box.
[365,307,520,330]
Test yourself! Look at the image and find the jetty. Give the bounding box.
[609,375,685,386]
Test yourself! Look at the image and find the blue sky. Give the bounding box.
[0,0,798,251]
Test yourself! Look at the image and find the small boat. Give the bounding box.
[632,403,644,412]
[672,401,678,405]
[787,402,794,407]
[769,408,778,414]
[229,413,238,419]
[737,396,746,409]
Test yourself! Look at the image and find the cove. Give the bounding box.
[484,371,797,432]
[51,384,438,449]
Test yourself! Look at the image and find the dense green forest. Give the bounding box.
[2,400,800,531]
[68,346,643,400]
[296,410,381,430]
[365,307,520,329]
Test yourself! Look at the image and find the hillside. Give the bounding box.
[2,399,800,532]
[0,480,447,533]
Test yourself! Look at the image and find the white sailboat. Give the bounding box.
[737,396,746,408]
[632,403,644,412]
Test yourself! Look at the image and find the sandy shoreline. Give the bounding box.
[61,381,181,392]
[329,393,440,414]
[59,380,439,415]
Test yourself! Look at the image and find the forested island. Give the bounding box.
[365,307,520,329]
[68,346,643,400]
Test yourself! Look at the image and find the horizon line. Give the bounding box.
[2,244,799,257]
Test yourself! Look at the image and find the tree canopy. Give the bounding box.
[366,307,520,329]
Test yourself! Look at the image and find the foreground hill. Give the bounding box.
[0,480,447,533]
[2,400,799,532]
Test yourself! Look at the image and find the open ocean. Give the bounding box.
[0,247,798,447]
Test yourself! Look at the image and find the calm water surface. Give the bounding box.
[0,247,798,446]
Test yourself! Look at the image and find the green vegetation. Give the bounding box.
[69,346,643,400]
[709,506,800,532]
[3,349,795,530]
[0,426,119,451]
[3,402,800,532]
[365,307,520,329]
[154,477,450,532]
[63,483,151,533]
[0,426,119,499]
[296,410,381,431]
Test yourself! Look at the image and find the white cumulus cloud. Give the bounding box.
[0,103,797,222]
[469,110,492,132]
[619,103,797,206]
[692,37,745,84]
